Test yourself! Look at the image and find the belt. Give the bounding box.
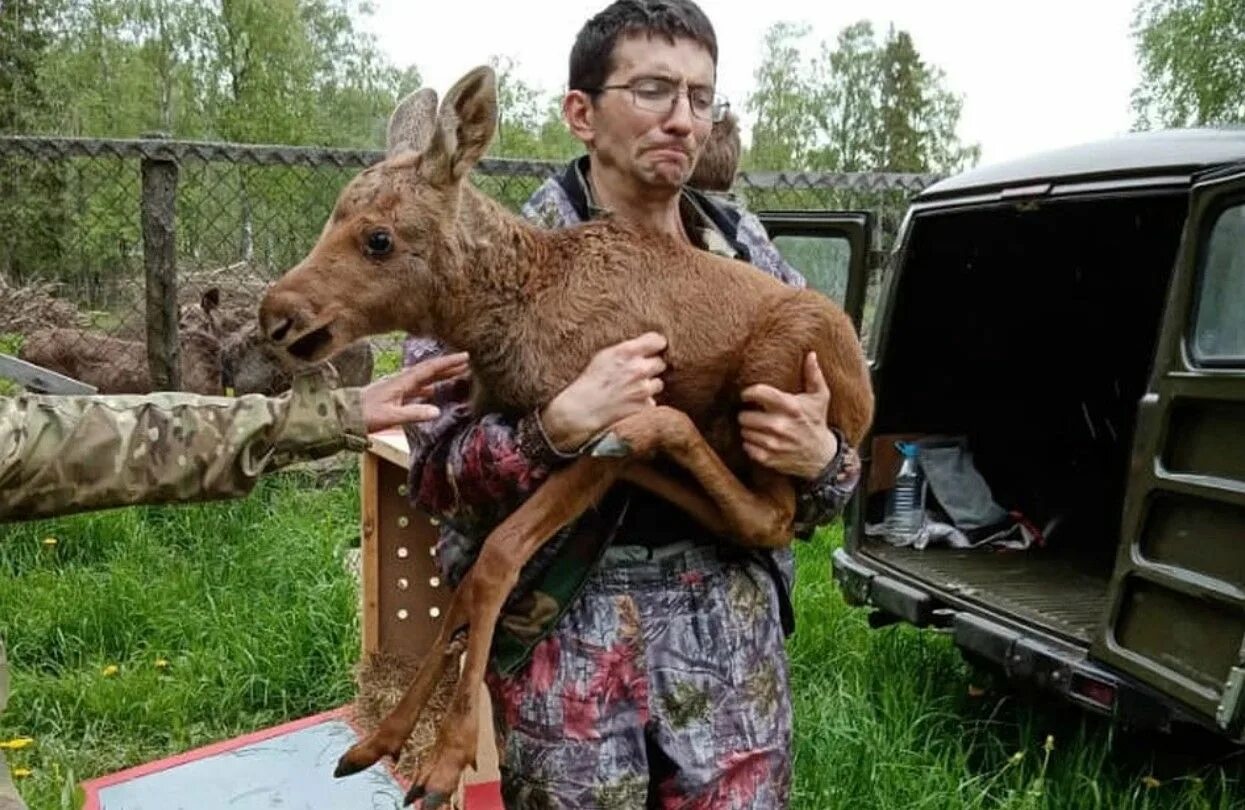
[601,538,702,565]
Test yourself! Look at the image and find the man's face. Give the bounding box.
[582,34,716,191]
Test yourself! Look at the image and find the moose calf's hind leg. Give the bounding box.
[334,603,469,778]
[405,665,482,808]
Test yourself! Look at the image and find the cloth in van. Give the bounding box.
[868,436,1040,551]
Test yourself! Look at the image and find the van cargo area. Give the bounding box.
[859,190,1189,645]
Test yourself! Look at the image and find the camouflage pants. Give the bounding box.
[486,544,793,809]
[0,643,29,810]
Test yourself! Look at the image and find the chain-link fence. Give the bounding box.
[0,135,940,396]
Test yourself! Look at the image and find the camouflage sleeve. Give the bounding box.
[791,429,862,539]
[0,367,367,523]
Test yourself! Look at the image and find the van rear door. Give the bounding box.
[1091,165,1245,741]
[757,210,873,332]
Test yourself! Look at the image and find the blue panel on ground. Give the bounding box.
[97,719,407,810]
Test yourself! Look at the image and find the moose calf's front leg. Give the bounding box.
[598,406,797,548]
[402,455,627,806]
[335,604,469,779]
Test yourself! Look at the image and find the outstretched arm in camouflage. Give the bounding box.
[0,352,468,523]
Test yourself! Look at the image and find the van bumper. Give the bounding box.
[830,547,1214,737]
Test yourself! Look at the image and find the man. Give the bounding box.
[400,1,862,806]
[687,107,741,198]
[0,352,467,810]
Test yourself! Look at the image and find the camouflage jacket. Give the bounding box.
[402,155,863,676]
[0,367,368,522]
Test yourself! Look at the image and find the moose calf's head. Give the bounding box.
[259,65,499,365]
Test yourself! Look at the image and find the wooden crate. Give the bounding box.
[359,428,501,802]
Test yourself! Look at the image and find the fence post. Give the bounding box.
[140,131,180,390]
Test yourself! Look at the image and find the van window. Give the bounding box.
[1192,202,1245,364]
[773,234,851,304]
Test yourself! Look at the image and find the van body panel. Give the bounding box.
[1091,165,1245,737]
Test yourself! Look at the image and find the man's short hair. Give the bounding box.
[568,0,718,92]
[689,108,740,191]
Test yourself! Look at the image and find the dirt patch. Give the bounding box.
[0,276,83,335]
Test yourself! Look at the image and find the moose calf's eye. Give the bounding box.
[366,230,393,256]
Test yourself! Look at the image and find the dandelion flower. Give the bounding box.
[102,664,119,677]
[12,768,32,779]
[155,659,170,670]
[1142,776,1161,789]
[1009,751,1025,765]
[0,738,33,750]
[41,537,57,547]
[1044,735,1055,753]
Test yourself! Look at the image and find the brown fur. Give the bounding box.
[221,322,374,395]
[688,108,741,192]
[258,65,873,801]
[183,287,375,395]
[19,324,223,395]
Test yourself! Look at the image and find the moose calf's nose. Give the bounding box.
[266,317,293,344]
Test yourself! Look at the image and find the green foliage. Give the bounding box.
[19,0,413,146]
[0,0,62,133]
[744,20,980,174]
[0,470,363,810]
[1131,0,1245,129]
[0,332,25,394]
[486,55,582,162]
[0,0,424,309]
[0,333,24,355]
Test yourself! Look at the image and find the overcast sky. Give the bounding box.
[362,0,1143,168]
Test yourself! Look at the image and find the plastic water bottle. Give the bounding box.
[885,441,925,542]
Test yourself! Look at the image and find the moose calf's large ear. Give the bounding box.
[421,65,498,185]
[387,87,439,157]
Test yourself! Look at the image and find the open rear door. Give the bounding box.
[1091,165,1245,740]
[757,210,873,333]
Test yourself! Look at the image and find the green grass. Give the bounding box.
[0,333,26,395]
[0,469,363,809]
[785,536,1242,809]
[1,473,1241,809]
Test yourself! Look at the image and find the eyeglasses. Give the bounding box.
[589,77,729,123]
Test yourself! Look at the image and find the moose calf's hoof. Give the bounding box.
[333,754,367,779]
[334,742,390,779]
[405,785,450,809]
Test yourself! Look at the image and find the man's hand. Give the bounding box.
[360,352,470,433]
[738,351,839,479]
[539,332,667,452]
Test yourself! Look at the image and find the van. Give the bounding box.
[758,128,1245,743]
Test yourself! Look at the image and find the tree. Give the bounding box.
[745,22,816,170]
[0,0,63,134]
[806,21,880,171]
[872,25,979,172]
[743,20,979,174]
[27,0,414,146]
[487,55,582,162]
[0,1,72,283]
[1131,0,1245,129]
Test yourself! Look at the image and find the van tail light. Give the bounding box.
[1071,673,1117,710]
